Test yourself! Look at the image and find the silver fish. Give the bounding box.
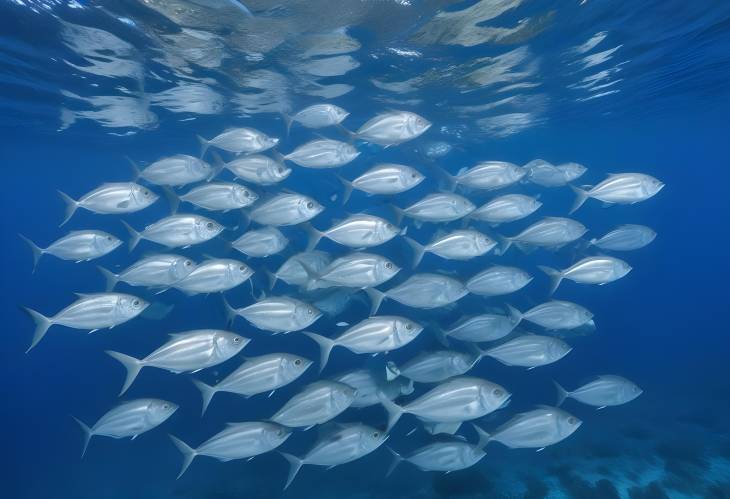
[355,111,431,146]
[224,154,291,185]
[556,162,587,182]
[281,423,389,489]
[387,441,485,475]
[499,217,587,254]
[405,230,495,268]
[524,159,571,187]
[474,406,581,450]
[304,316,423,371]
[122,215,223,251]
[466,266,533,296]
[132,154,215,186]
[288,103,349,130]
[267,251,332,289]
[271,380,356,428]
[538,256,632,294]
[249,193,323,226]
[306,214,402,251]
[444,307,522,343]
[97,254,195,291]
[20,230,121,272]
[106,329,249,394]
[284,139,360,168]
[305,252,400,290]
[198,128,279,156]
[367,273,467,315]
[231,226,288,258]
[589,224,657,251]
[173,258,253,294]
[73,398,178,457]
[397,193,475,224]
[447,161,525,190]
[170,422,291,479]
[555,375,642,408]
[339,163,424,203]
[176,182,257,211]
[471,194,542,225]
[481,334,572,368]
[387,350,476,384]
[332,368,414,408]
[192,353,313,415]
[513,300,594,330]
[58,182,158,226]
[571,173,664,213]
[224,295,321,333]
[23,292,149,352]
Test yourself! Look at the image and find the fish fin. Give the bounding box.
[536,447,546,453]
[387,204,404,226]
[57,190,79,227]
[553,380,569,406]
[280,452,304,490]
[403,236,426,269]
[413,220,423,230]
[537,265,563,295]
[428,164,457,192]
[169,434,198,479]
[432,325,450,348]
[377,391,405,431]
[21,306,53,353]
[335,322,349,327]
[191,379,218,416]
[569,184,590,214]
[471,423,491,449]
[208,153,226,181]
[405,427,416,436]
[280,112,293,137]
[596,406,607,410]
[263,268,278,291]
[121,221,142,252]
[335,174,354,205]
[385,361,400,381]
[105,350,144,396]
[161,186,180,214]
[302,222,324,252]
[72,416,93,458]
[302,331,336,373]
[385,447,404,477]
[364,288,386,316]
[196,135,210,159]
[18,234,44,273]
[493,233,512,256]
[96,265,119,292]
[126,156,142,182]
[268,390,275,398]
[221,295,238,327]
[505,304,523,325]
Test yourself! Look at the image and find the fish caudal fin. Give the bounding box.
[403,237,426,269]
[72,416,93,458]
[302,331,335,373]
[385,447,404,477]
[105,350,144,395]
[22,306,53,353]
[471,423,492,449]
[335,174,354,205]
[494,234,513,256]
[57,190,79,227]
[169,435,198,479]
[537,265,564,295]
[505,304,523,326]
[387,204,404,227]
[263,268,278,290]
[280,452,304,490]
[196,135,210,159]
[378,391,405,431]
[96,265,119,292]
[126,156,142,182]
[161,186,180,214]
[121,221,142,252]
[364,288,386,315]
[191,379,218,416]
[302,222,323,252]
[554,380,569,406]
[221,295,238,327]
[385,361,400,382]
[280,112,293,137]
[569,185,590,214]
[18,234,44,273]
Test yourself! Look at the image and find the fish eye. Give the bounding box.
[307,201,314,209]
[163,403,170,409]
[106,236,113,241]
[206,222,214,229]
[277,166,285,174]
[277,428,284,437]
[294,359,302,366]
[307,307,313,315]
[405,322,413,330]
[568,417,577,425]
[372,431,380,438]
[386,223,393,230]
[385,262,393,269]
[411,172,417,178]
[233,337,241,343]
[184,260,192,267]
[132,299,140,306]
[143,190,150,197]
[244,190,250,197]
[493,388,503,397]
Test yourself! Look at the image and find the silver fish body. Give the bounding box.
[483,335,572,368]
[590,224,657,251]
[174,259,253,294]
[471,194,542,224]
[231,296,321,333]
[453,161,525,190]
[270,251,331,288]
[271,380,356,428]
[504,217,587,251]
[224,154,291,185]
[291,103,349,129]
[525,159,570,187]
[285,139,360,168]
[231,227,288,257]
[374,273,467,312]
[250,193,323,226]
[445,308,521,342]
[406,230,495,268]
[466,266,533,296]
[312,214,401,249]
[62,182,158,223]
[478,406,581,449]
[520,300,594,330]
[402,193,475,223]
[539,256,632,294]
[137,155,213,186]
[200,127,279,155]
[356,111,431,146]
[391,350,475,383]
[179,182,257,211]
[23,230,122,267]
[350,163,424,195]
[125,215,223,250]
[332,368,414,408]
[99,254,195,290]
[392,441,485,473]
[555,375,642,408]
[308,252,400,290]
[571,173,664,213]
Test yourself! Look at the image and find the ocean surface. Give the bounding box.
[2,1,730,498]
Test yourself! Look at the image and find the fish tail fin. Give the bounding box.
[387,204,404,226]
[18,234,44,273]
[263,268,277,290]
[96,265,119,292]
[385,447,404,477]
[494,234,512,256]
[537,265,563,295]
[22,306,52,353]
[505,304,523,325]
[196,134,210,159]
[335,174,354,205]
[471,423,492,448]
[169,434,198,479]
[302,331,335,373]
[554,380,569,406]
[434,165,457,192]
[403,237,426,269]
[302,222,323,251]
[432,325,450,348]
[191,379,218,416]
[57,190,78,227]
[221,295,238,327]
[126,156,142,182]
[588,238,597,246]
[280,112,293,137]
[280,452,304,490]
[385,361,400,382]
[364,287,386,316]
[161,186,180,214]
[105,350,144,395]
[121,221,141,252]
[339,125,356,144]
[569,185,590,214]
[59,107,76,131]
[378,391,405,431]
[72,416,93,458]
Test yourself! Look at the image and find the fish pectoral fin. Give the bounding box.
[267,390,275,398]
[131,434,139,441]
[117,200,130,209]
[246,457,255,462]
[535,447,545,452]
[325,465,337,471]
[87,328,100,334]
[596,406,607,410]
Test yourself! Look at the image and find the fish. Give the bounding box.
[332,368,414,408]
[72,399,178,457]
[497,217,587,254]
[554,375,643,408]
[223,295,321,333]
[556,162,587,182]
[538,256,632,294]
[303,252,400,290]
[303,316,423,371]
[130,154,216,186]
[473,406,582,450]
[386,350,476,384]
[442,161,525,190]
[231,226,288,258]
[404,229,496,268]
[466,266,533,296]
[172,182,258,212]
[97,254,195,291]
[366,273,467,315]
[305,214,403,251]
[249,192,323,226]
[197,127,279,157]
[20,231,122,272]
[524,159,574,187]
[379,376,510,430]
[57,182,158,226]
[570,173,664,213]
[470,194,542,225]
[170,422,291,478]
[173,258,254,294]
[355,111,431,146]
[480,334,572,368]
[589,224,657,251]
[510,301,594,330]
[122,215,223,251]
[270,380,356,428]
[338,163,424,204]
[286,103,349,132]
[192,353,313,415]
[266,251,332,289]
[443,306,522,343]
[386,441,485,475]
[106,329,249,394]
[280,423,389,489]
[222,154,291,185]
[22,292,149,352]
[394,193,475,225]
[284,139,360,168]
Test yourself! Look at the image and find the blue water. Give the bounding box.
[3,1,730,498]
